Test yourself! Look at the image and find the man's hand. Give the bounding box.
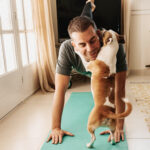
[47,128,74,144]
[100,129,124,143]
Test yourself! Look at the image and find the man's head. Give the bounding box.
[68,16,101,61]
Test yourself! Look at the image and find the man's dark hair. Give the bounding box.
[68,16,96,38]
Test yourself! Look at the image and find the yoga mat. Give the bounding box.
[41,92,128,150]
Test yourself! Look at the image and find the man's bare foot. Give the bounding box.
[86,0,96,12]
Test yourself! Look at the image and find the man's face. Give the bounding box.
[71,25,101,61]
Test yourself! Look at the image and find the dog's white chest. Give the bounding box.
[97,44,118,74]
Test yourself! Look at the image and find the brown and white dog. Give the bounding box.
[97,29,125,75]
[86,60,132,148]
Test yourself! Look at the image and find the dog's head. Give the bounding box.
[101,29,125,46]
[87,60,110,77]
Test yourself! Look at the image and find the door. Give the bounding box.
[0,0,39,119]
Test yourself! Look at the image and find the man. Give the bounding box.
[47,0,127,144]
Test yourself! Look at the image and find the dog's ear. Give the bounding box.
[97,28,106,41]
[116,34,125,44]
[101,28,106,35]
[96,29,102,41]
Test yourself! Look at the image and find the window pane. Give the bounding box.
[0,40,5,75]
[16,0,25,30]
[19,33,28,66]
[27,32,36,63]
[0,0,12,30]
[23,0,33,30]
[3,34,17,72]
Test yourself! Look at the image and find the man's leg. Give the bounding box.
[80,1,93,18]
[80,0,97,29]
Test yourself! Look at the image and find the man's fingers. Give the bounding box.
[59,135,63,143]
[51,135,59,144]
[64,131,74,136]
[48,130,74,144]
[115,131,120,143]
[108,135,111,142]
[100,130,110,135]
[46,135,52,142]
[54,135,59,144]
[100,130,125,143]
[121,132,124,141]
[52,135,55,144]
[114,130,124,142]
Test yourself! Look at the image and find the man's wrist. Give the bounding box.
[52,127,61,131]
[116,119,124,130]
[52,125,61,130]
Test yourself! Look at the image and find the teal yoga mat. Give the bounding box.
[41,92,128,150]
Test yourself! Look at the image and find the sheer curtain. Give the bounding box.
[121,0,131,74]
[31,0,57,92]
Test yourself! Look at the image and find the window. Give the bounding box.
[16,0,37,65]
[0,0,37,76]
[0,0,16,75]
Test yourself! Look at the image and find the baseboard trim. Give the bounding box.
[129,69,150,76]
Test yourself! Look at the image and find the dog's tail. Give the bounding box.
[102,98,132,119]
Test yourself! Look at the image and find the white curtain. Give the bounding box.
[31,0,57,92]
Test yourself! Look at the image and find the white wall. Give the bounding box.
[129,0,150,72]
[131,0,150,10]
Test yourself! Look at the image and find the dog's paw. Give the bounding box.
[111,139,116,145]
[86,143,93,148]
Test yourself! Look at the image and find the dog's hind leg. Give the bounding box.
[109,126,116,145]
[109,130,116,145]
[87,126,96,148]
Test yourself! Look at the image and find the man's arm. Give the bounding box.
[51,73,70,129]
[115,71,126,142]
[47,73,74,144]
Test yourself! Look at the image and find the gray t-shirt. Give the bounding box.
[56,39,127,76]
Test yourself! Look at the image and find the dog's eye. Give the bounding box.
[107,38,113,43]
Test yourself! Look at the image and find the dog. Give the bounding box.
[97,29,125,75]
[86,60,132,148]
